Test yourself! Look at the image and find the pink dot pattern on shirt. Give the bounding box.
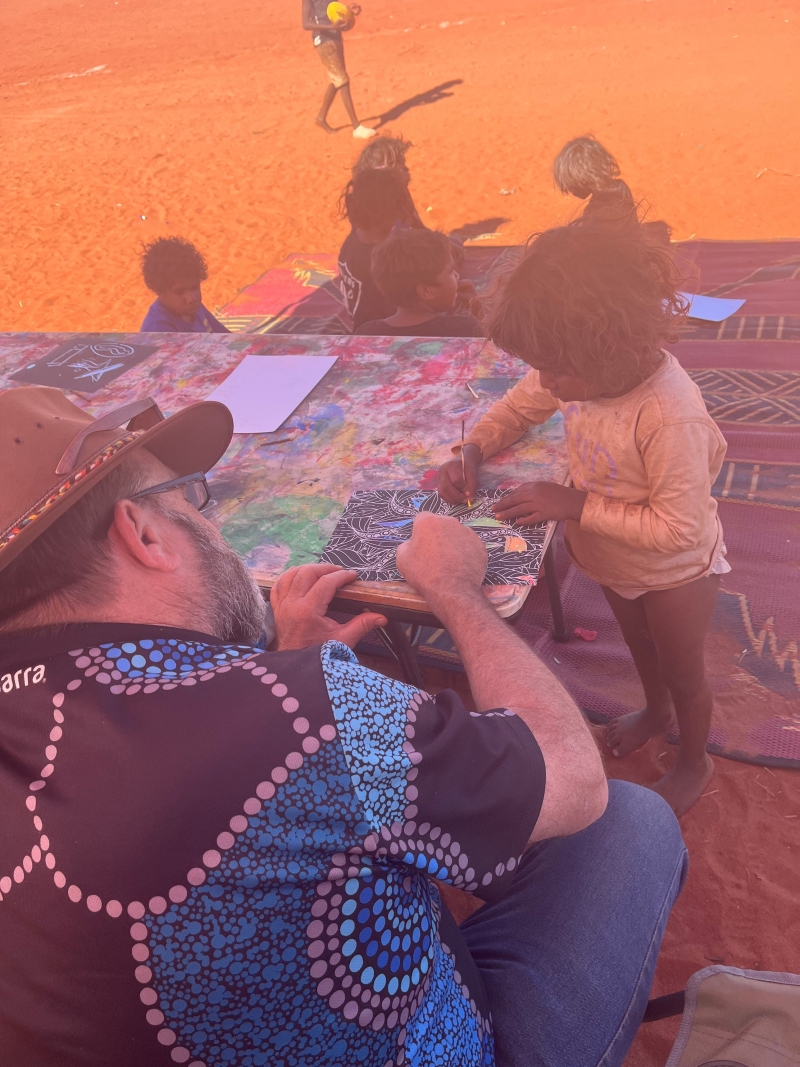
[3,655,337,1064]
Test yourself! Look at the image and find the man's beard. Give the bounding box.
[166,508,268,646]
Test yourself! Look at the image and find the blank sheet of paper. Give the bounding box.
[206,354,338,433]
[680,292,745,322]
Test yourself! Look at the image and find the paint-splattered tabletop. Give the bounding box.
[0,332,568,586]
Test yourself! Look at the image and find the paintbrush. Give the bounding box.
[461,418,474,508]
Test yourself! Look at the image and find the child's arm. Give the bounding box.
[465,369,560,460]
[580,419,721,553]
[301,0,328,31]
[439,370,559,503]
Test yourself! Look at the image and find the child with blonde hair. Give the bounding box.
[438,216,728,816]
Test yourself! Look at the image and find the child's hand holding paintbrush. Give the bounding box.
[440,419,481,505]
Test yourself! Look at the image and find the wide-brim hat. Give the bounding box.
[0,386,233,573]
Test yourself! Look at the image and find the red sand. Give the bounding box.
[3,0,799,1061]
[2,0,800,335]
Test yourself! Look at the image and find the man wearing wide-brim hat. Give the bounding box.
[0,385,685,1067]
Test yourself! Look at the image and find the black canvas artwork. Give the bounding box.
[319,489,547,585]
[12,338,158,393]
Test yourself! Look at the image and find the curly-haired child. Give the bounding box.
[553,135,635,221]
[438,216,728,816]
[140,237,229,334]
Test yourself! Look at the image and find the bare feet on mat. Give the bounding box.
[315,117,335,133]
[651,753,714,817]
[606,706,674,758]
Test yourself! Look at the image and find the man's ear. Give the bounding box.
[108,499,184,573]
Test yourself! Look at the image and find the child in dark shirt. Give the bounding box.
[356,229,484,337]
[337,169,418,330]
[553,136,636,221]
[352,135,425,228]
[140,238,229,334]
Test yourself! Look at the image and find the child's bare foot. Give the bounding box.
[315,117,335,133]
[606,706,674,758]
[651,753,714,817]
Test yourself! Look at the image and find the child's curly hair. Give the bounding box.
[486,217,688,394]
[352,135,413,179]
[339,168,416,233]
[141,237,208,294]
[553,135,621,197]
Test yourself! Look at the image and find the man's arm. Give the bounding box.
[397,513,607,844]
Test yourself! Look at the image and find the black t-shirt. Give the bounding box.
[338,231,397,331]
[581,179,636,220]
[356,313,485,338]
[0,623,544,1067]
[309,0,341,44]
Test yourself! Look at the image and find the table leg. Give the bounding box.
[543,537,570,643]
[376,620,425,688]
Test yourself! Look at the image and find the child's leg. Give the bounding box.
[639,575,719,815]
[317,84,338,131]
[602,587,675,757]
[338,84,360,128]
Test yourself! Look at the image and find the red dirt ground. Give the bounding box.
[2,0,800,335]
[2,1,799,1063]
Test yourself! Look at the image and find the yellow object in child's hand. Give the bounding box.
[327,2,356,28]
[504,536,528,554]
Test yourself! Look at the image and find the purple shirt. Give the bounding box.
[140,298,229,334]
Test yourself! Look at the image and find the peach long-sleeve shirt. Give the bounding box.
[462,353,727,592]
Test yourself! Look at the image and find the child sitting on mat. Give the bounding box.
[140,237,229,334]
[352,135,426,228]
[356,228,483,337]
[438,216,728,817]
[338,168,418,330]
[553,135,636,221]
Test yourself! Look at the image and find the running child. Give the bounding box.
[438,216,728,816]
[553,135,635,220]
[356,228,483,336]
[302,0,376,140]
[140,237,229,333]
[337,168,417,330]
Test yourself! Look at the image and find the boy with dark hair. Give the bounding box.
[302,0,375,140]
[140,237,229,334]
[356,228,484,337]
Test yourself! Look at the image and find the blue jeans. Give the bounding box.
[460,780,688,1067]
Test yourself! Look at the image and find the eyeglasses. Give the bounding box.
[129,472,214,512]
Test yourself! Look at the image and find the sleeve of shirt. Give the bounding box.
[455,369,560,460]
[580,418,720,553]
[140,301,172,332]
[320,642,545,904]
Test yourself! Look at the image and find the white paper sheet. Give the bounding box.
[680,292,745,322]
[206,354,338,433]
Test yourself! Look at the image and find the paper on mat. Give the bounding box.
[206,354,338,433]
[680,292,745,322]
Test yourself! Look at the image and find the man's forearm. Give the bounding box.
[434,591,574,714]
[430,588,607,841]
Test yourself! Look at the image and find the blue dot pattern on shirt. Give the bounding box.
[142,642,493,1066]
[320,642,417,831]
[97,637,248,680]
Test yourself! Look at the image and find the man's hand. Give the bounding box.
[437,442,481,504]
[493,481,587,525]
[271,564,387,651]
[396,512,487,617]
